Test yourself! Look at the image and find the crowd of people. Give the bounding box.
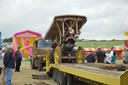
[85,47,128,64]
[0,45,128,85]
[0,46,22,85]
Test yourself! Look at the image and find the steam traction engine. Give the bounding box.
[44,15,87,64]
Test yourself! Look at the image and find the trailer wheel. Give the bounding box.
[67,74,73,85]
[60,72,67,85]
[47,71,52,77]
[53,69,57,81]
[38,62,42,71]
[58,70,62,84]
[47,68,53,77]
[56,69,60,84]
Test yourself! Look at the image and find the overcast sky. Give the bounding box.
[0,0,128,40]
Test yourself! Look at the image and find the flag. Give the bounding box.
[124,32,128,36]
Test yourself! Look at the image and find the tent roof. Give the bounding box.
[14,30,42,37]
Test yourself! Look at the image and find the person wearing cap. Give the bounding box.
[121,47,128,64]
[14,47,22,72]
[3,46,14,85]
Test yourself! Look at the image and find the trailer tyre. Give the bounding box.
[53,69,57,81]
[60,72,67,85]
[47,70,53,77]
[56,70,59,83]
[67,74,73,85]
[58,70,62,84]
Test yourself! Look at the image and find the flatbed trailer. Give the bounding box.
[46,61,128,85]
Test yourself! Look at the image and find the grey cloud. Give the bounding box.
[0,0,128,40]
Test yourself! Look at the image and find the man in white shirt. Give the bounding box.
[104,50,111,64]
[109,47,116,63]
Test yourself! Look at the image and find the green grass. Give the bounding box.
[75,40,124,48]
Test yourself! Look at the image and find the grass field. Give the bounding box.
[75,40,124,48]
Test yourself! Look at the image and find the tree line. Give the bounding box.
[3,37,12,43]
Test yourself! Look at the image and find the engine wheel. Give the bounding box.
[54,47,62,64]
[76,47,84,64]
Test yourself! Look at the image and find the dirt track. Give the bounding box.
[0,60,126,85]
[0,61,58,85]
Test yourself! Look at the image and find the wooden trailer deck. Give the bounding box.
[47,63,128,85]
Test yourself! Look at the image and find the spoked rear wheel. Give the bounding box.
[54,47,62,64]
[76,47,85,64]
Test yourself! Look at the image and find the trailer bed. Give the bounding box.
[48,63,128,85]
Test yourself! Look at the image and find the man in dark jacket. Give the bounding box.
[15,47,22,72]
[3,46,14,85]
[96,48,106,63]
[86,52,96,63]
